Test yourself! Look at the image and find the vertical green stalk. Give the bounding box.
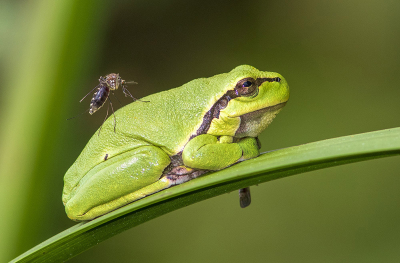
[0,1,109,261]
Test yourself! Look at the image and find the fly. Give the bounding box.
[69,73,148,134]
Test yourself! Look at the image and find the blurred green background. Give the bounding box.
[1,0,399,262]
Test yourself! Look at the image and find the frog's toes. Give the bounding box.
[164,166,208,185]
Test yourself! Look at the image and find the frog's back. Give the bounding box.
[106,65,267,154]
[109,72,236,154]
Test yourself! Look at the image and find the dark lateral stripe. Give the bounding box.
[192,77,281,137]
[192,89,237,137]
[257,77,281,85]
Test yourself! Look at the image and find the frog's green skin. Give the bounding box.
[62,65,289,221]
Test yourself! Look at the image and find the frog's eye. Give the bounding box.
[275,77,281,83]
[235,78,257,97]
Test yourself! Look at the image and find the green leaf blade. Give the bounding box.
[11,127,400,263]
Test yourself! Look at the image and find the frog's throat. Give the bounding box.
[235,102,286,137]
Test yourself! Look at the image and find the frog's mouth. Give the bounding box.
[235,101,287,138]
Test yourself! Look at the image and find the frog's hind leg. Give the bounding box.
[76,165,206,221]
[65,146,171,221]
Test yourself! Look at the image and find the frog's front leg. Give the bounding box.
[65,146,171,221]
[182,134,260,209]
[182,134,260,170]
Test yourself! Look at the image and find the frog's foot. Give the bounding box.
[163,165,208,186]
[239,187,251,208]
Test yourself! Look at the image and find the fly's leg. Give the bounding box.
[98,102,109,136]
[111,91,123,107]
[122,85,149,102]
[107,96,117,132]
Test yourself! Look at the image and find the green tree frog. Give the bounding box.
[62,65,289,221]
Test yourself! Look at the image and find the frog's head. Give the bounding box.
[206,65,289,138]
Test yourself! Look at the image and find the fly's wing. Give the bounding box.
[80,83,102,103]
